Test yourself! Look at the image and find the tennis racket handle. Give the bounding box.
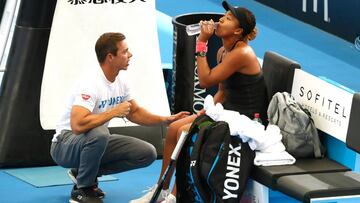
[170,130,188,160]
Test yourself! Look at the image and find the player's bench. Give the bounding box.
[249,51,360,203]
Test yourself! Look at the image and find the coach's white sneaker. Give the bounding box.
[129,184,169,203]
[160,193,176,203]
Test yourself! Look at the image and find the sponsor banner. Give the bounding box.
[193,59,214,113]
[255,0,360,43]
[292,69,353,142]
[40,0,170,129]
[355,36,360,52]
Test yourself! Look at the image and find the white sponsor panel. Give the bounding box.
[292,69,353,142]
[40,0,170,129]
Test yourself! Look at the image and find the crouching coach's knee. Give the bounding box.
[139,143,157,168]
[86,126,110,149]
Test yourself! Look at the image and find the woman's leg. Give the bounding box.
[158,114,197,189]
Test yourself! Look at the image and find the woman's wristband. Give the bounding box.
[196,41,207,53]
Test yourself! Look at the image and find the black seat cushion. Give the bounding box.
[250,158,350,188]
[276,171,360,203]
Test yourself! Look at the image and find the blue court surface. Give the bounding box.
[0,160,163,203]
[0,0,359,203]
[3,166,117,188]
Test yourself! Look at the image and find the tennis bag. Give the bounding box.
[268,92,325,158]
[176,115,255,203]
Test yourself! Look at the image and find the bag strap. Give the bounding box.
[299,105,323,158]
[189,120,214,202]
[188,115,213,135]
[308,116,323,158]
[312,129,323,158]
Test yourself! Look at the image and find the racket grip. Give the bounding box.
[170,131,188,160]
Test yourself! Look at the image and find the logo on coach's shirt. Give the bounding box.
[81,94,91,101]
[98,96,126,109]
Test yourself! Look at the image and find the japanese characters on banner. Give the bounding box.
[68,0,146,4]
[40,0,170,129]
[292,69,353,142]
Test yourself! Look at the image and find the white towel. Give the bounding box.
[254,151,296,166]
[248,125,285,153]
[204,95,281,151]
[204,95,296,166]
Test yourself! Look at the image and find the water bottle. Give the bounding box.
[253,113,263,124]
[185,22,218,36]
